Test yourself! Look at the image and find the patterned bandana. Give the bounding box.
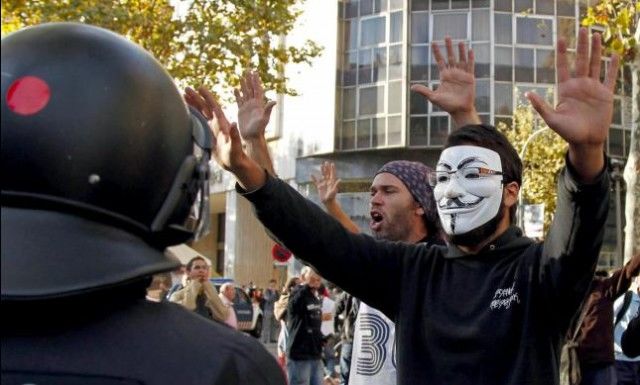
[375,160,438,226]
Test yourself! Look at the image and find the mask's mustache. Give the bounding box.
[439,197,483,209]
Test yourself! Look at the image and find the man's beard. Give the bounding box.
[447,203,504,247]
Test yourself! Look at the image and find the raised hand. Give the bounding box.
[311,161,341,204]
[526,28,620,181]
[183,86,244,172]
[235,71,277,140]
[410,37,480,127]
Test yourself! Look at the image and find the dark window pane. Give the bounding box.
[411,0,429,11]
[389,45,403,80]
[432,0,449,10]
[433,13,468,40]
[495,13,512,45]
[391,11,403,43]
[473,0,490,7]
[361,17,386,46]
[608,128,623,156]
[357,119,372,148]
[359,85,385,116]
[341,121,355,150]
[494,83,513,115]
[473,10,490,41]
[388,116,402,145]
[495,0,511,11]
[558,18,576,49]
[473,43,490,78]
[411,46,429,81]
[536,48,555,83]
[536,0,554,15]
[373,47,387,82]
[388,81,402,114]
[622,65,632,96]
[557,0,575,16]
[410,117,429,146]
[411,12,429,44]
[517,17,552,46]
[624,130,631,157]
[451,0,469,9]
[372,117,386,147]
[410,87,429,114]
[344,52,358,86]
[345,0,358,18]
[515,48,534,82]
[475,80,490,112]
[613,98,622,125]
[430,116,449,146]
[361,0,374,16]
[359,49,372,84]
[514,0,533,12]
[495,47,513,81]
[344,20,358,51]
[343,88,356,119]
[479,114,490,125]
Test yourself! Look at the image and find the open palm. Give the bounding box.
[235,71,276,140]
[311,161,341,204]
[527,28,619,147]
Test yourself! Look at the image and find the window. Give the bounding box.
[411,46,429,81]
[536,48,555,83]
[495,47,513,81]
[357,118,372,148]
[432,13,468,40]
[410,88,429,114]
[410,117,429,146]
[495,0,511,12]
[388,116,402,145]
[359,49,373,84]
[389,45,403,79]
[343,52,358,86]
[341,121,356,150]
[388,81,402,114]
[344,20,358,50]
[472,10,490,41]
[495,13,512,45]
[473,43,490,78]
[536,0,554,15]
[516,17,553,46]
[361,17,386,46]
[608,128,624,157]
[343,88,356,119]
[390,11,402,43]
[411,12,429,44]
[430,116,449,146]
[495,83,513,116]
[372,117,386,147]
[515,0,533,13]
[557,0,575,16]
[359,85,385,116]
[558,18,576,49]
[515,48,534,82]
[475,80,490,113]
[412,0,429,11]
[373,47,387,82]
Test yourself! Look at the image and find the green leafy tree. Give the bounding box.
[581,0,639,261]
[1,0,322,95]
[497,99,568,233]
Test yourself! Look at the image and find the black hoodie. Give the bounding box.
[240,160,609,385]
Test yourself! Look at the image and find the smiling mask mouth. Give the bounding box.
[438,196,484,211]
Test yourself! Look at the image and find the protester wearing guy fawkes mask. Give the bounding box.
[204,28,617,385]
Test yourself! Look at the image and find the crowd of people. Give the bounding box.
[2,20,639,385]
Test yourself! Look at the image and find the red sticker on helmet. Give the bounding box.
[6,76,51,116]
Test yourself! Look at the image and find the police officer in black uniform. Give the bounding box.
[1,22,285,385]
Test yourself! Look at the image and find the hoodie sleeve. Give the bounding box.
[238,175,412,319]
[539,154,610,331]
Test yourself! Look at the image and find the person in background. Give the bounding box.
[614,274,640,385]
[219,282,239,330]
[169,256,229,324]
[275,276,302,377]
[263,279,281,344]
[569,256,639,385]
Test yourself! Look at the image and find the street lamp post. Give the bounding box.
[517,127,550,229]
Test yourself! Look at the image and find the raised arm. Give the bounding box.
[410,37,481,128]
[234,71,277,176]
[526,28,619,182]
[311,161,361,234]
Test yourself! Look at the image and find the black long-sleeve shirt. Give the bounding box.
[241,161,609,385]
[287,284,323,360]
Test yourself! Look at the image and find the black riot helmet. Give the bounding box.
[1,23,213,300]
